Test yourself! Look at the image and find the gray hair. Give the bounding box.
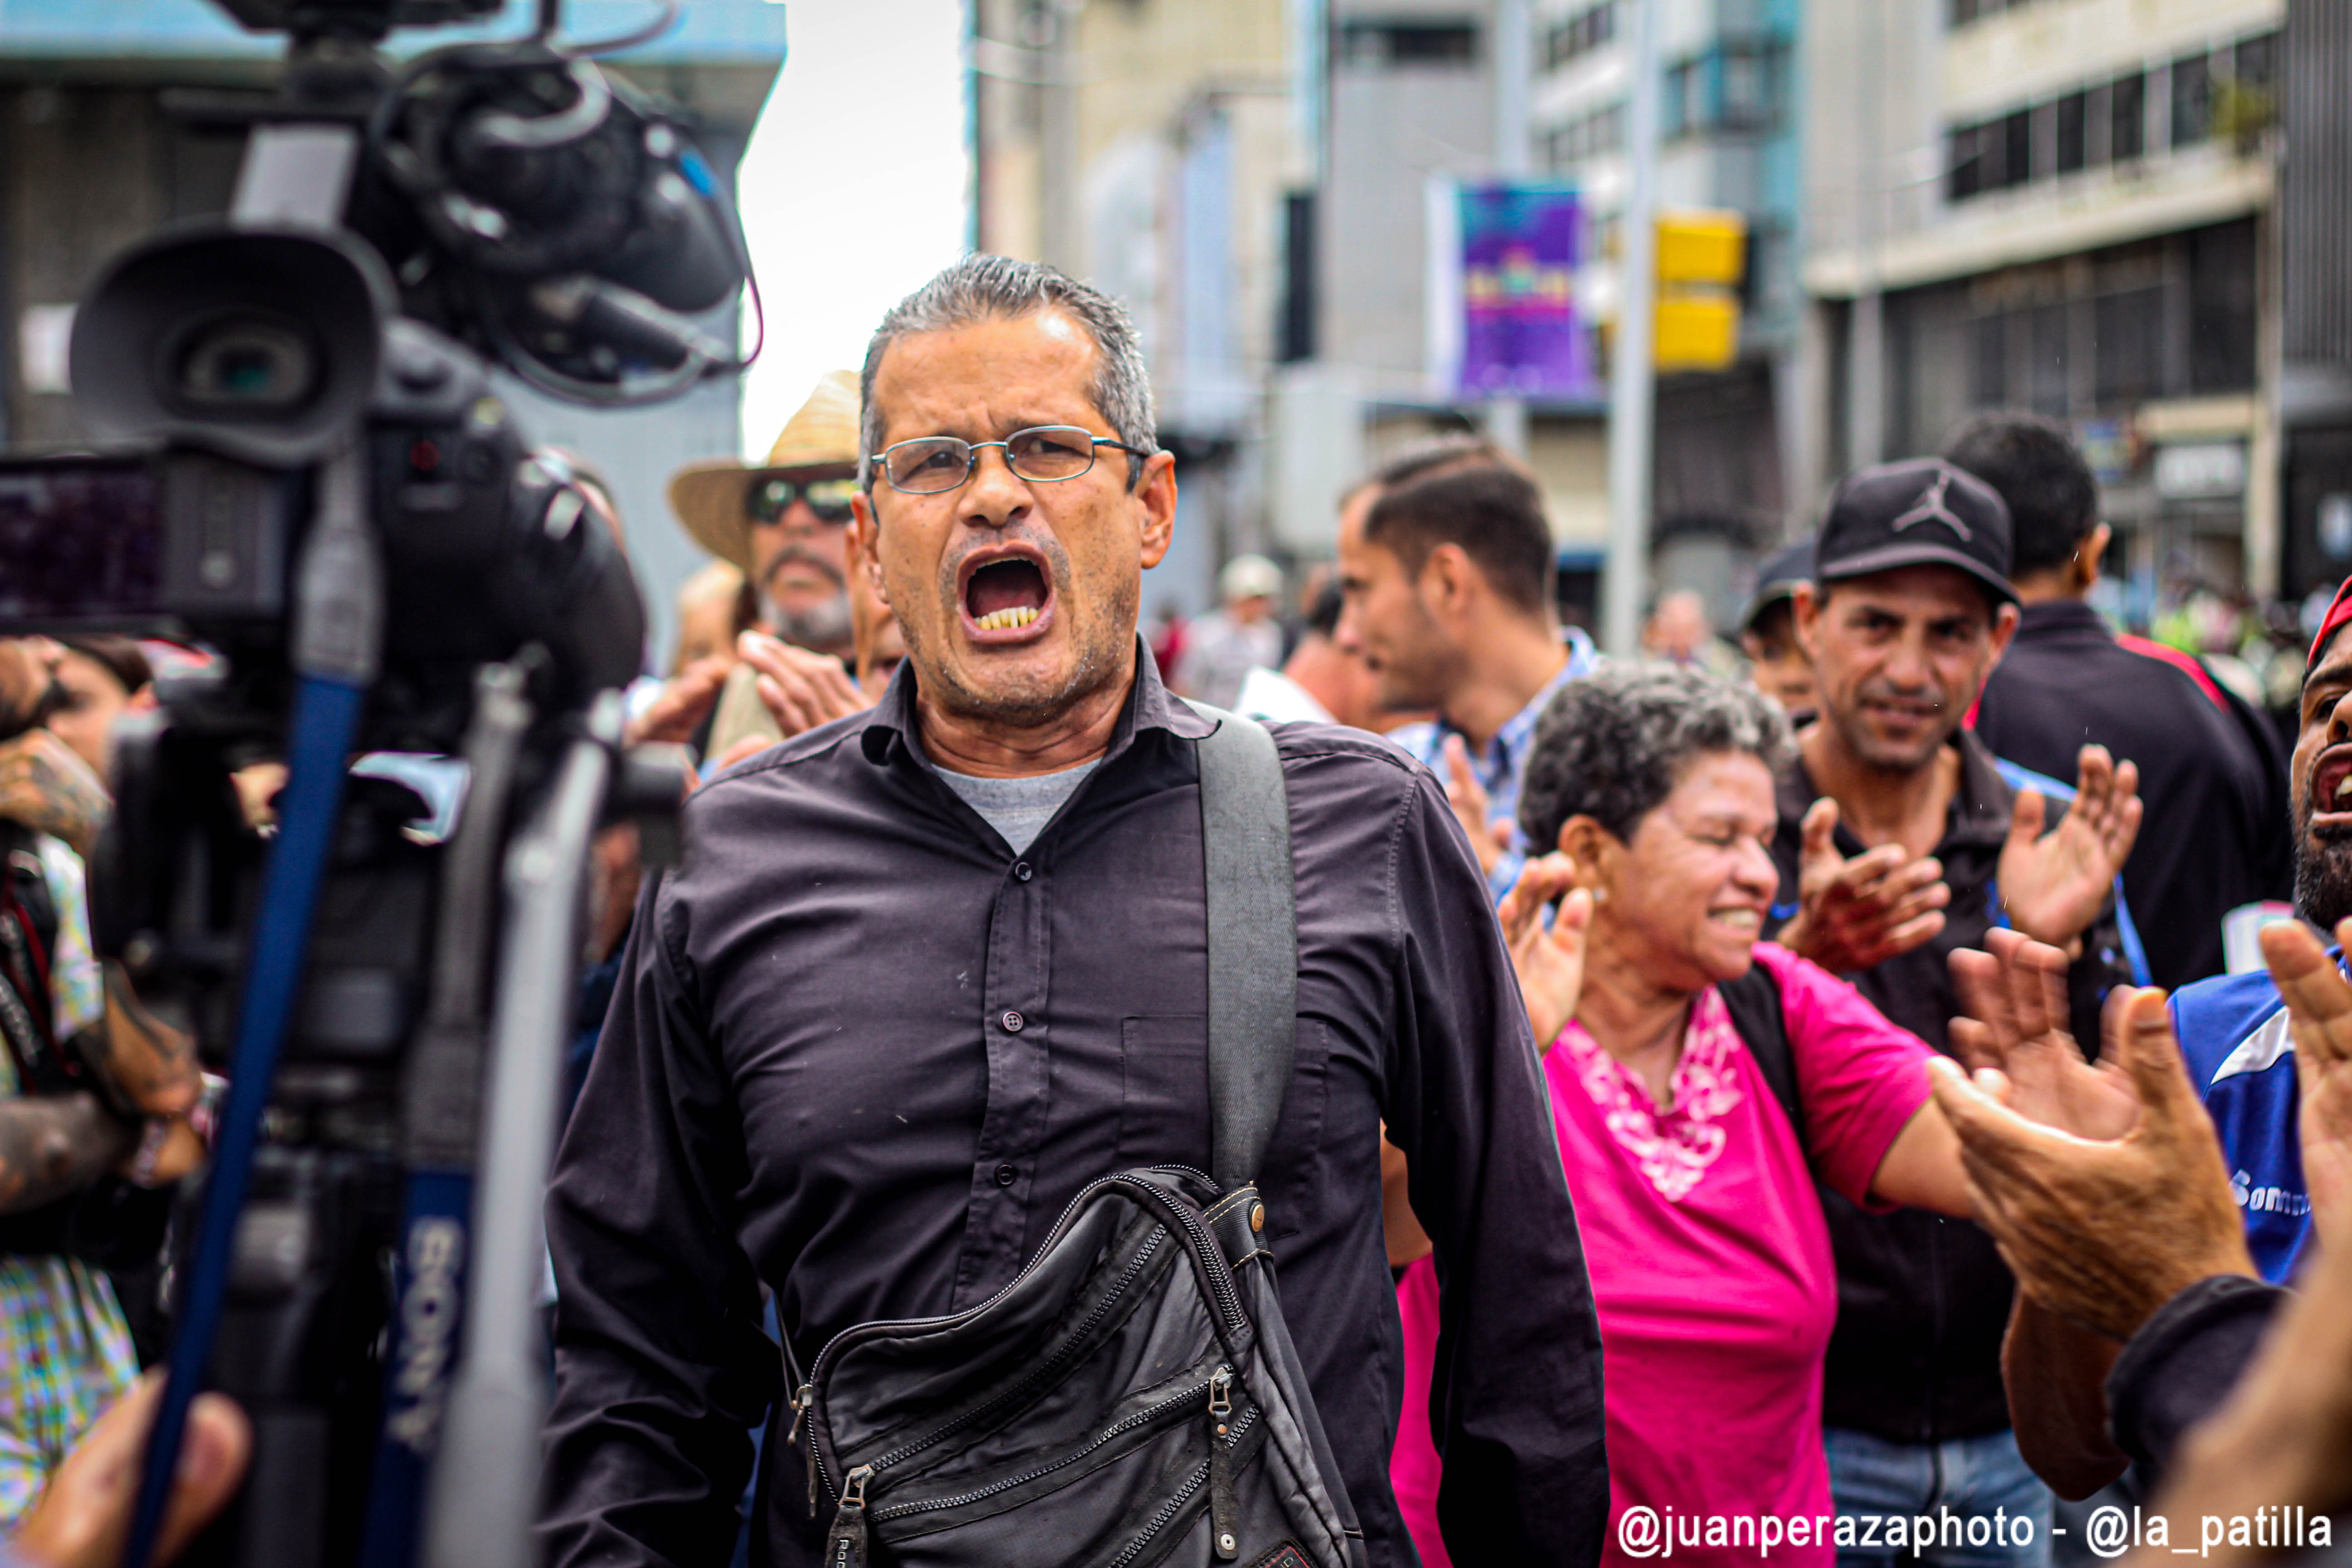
[858,255,1158,489]
[1518,662,1794,852]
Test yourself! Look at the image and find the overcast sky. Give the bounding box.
[735,0,970,458]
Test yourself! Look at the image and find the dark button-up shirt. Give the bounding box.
[1973,598,2290,988]
[542,648,1606,1568]
[1769,730,2131,1444]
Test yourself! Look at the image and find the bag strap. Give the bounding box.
[1185,701,1298,1193]
[1717,962,1805,1155]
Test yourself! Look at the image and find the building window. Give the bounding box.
[2111,71,2146,160]
[1339,20,1478,68]
[1542,101,1626,171]
[1542,2,1615,70]
[1719,44,1774,129]
[2055,91,2087,173]
[2170,52,2211,146]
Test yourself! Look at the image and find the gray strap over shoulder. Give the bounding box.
[1185,701,1298,1194]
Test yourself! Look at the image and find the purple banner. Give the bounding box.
[1455,182,1593,401]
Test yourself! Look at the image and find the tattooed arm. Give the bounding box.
[0,1091,136,1214]
[70,963,201,1118]
[0,729,108,860]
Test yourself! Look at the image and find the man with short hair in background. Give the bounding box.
[1336,453,1596,892]
[1768,458,2144,1568]
[1174,552,1285,710]
[1953,411,2289,988]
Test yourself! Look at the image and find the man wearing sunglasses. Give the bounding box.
[546,256,1606,1568]
[665,371,874,764]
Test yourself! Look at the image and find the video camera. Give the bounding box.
[0,3,750,1565]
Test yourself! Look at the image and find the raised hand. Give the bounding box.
[623,652,733,747]
[2255,916,2352,1237]
[1441,735,1510,878]
[1495,852,1592,1056]
[1996,744,2143,948]
[1948,929,2138,1141]
[1926,989,2254,1341]
[739,631,871,739]
[1774,796,1949,972]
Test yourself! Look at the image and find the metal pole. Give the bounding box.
[1486,0,1533,456]
[1602,0,1661,658]
[1845,0,1884,470]
[1039,0,1082,272]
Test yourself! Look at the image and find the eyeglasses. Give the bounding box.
[747,475,860,525]
[872,426,1152,496]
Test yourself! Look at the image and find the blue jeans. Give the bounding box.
[1826,1427,2053,1568]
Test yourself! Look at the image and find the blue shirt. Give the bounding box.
[2172,964,2321,1284]
[1385,628,1599,899]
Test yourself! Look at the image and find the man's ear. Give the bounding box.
[2076,524,2113,591]
[1791,582,1823,664]
[849,491,892,608]
[1420,542,1479,621]
[1986,599,2021,666]
[1135,451,1178,570]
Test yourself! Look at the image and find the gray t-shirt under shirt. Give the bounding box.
[932,758,1102,854]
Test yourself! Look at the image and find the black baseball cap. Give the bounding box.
[1815,458,2017,607]
[1740,537,1816,633]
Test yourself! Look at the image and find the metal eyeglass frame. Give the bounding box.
[870,425,1154,495]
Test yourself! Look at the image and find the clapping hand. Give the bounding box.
[1927,986,2253,1341]
[1775,797,1949,972]
[1997,745,2142,948]
[1441,736,1512,879]
[1495,852,1592,1056]
[1949,929,2138,1142]
[2254,916,2352,1237]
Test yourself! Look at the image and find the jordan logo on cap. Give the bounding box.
[1891,470,1972,541]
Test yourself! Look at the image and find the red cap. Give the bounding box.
[2314,577,2352,669]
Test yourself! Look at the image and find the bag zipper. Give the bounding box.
[862,1364,1230,1524]
[1102,1401,1258,1568]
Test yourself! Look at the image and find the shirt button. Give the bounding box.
[1001,1009,1025,1033]
[1013,861,1034,882]
[995,1163,1018,1186]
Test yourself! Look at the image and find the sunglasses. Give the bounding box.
[746,475,859,525]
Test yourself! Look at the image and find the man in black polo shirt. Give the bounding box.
[540,257,1607,1567]
[1768,458,2142,1567]
[1951,412,2289,988]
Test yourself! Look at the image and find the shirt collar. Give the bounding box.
[1777,723,2014,854]
[859,634,1213,768]
[1444,627,1598,773]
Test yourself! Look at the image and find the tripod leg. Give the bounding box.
[421,719,613,1568]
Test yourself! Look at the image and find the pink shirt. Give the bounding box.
[1391,943,1935,1568]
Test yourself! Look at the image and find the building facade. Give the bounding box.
[1802,0,2285,613]
[1536,0,1805,624]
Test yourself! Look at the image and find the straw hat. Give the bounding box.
[669,368,862,573]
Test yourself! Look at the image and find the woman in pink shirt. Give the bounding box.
[1390,666,2121,1568]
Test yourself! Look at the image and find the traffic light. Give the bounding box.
[1654,209,1746,371]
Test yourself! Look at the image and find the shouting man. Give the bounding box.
[542,256,1607,1567]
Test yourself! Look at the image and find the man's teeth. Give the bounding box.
[976,605,1040,631]
[1711,909,1762,929]
[2337,774,2352,802]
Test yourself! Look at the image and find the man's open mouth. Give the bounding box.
[959,547,1055,641]
[2312,745,2352,823]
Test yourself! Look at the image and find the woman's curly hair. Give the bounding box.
[1518,662,1794,853]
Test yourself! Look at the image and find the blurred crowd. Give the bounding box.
[2,255,2352,1568]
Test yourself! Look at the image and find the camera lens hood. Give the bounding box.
[71,222,395,468]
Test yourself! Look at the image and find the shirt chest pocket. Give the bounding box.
[1117,1014,1331,1241]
